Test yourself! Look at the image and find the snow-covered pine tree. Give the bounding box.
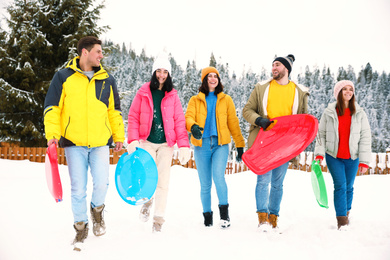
[0,0,108,146]
[238,66,259,141]
[209,52,217,68]
[181,60,200,108]
[0,0,48,146]
[355,63,373,104]
[170,55,186,111]
[380,94,390,151]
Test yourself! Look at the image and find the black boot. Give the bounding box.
[218,204,230,228]
[203,212,213,227]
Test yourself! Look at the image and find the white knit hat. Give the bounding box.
[152,52,171,75]
[334,80,354,99]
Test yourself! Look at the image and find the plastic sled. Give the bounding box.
[115,148,158,205]
[242,114,318,175]
[45,143,63,202]
[311,160,329,208]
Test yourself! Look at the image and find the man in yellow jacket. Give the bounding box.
[243,54,309,231]
[44,36,124,249]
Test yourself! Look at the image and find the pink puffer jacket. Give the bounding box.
[127,82,190,148]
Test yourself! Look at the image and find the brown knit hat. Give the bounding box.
[201,67,220,82]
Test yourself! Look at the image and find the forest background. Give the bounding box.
[0,0,389,153]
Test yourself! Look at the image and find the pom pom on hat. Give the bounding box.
[152,52,172,75]
[201,67,220,82]
[334,80,355,99]
[273,54,295,75]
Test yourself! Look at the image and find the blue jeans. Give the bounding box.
[325,154,359,217]
[65,146,109,223]
[255,161,289,216]
[194,136,229,213]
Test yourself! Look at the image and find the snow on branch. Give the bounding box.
[0,79,35,95]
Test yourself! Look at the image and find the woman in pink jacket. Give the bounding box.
[127,53,190,232]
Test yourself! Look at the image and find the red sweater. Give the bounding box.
[337,108,351,159]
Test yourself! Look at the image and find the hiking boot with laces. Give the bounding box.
[269,214,278,229]
[140,198,154,222]
[90,204,106,236]
[257,212,271,231]
[73,221,88,251]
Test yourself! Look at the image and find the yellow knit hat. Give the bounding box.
[201,67,220,82]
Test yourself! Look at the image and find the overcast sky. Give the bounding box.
[1,0,390,77]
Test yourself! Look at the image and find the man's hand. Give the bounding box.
[236,147,244,162]
[114,142,123,152]
[255,117,273,129]
[47,139,58,147]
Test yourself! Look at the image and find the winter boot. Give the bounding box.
[203,212,213,227]
[90,204,106,236]
[73,221,88,251]
[336,216,349,230]
[257,212,271,232]
[257,212,269,225]
[218,204,230,228]
[269,214,278,229]
[152,216,165,233]
[140,198,154,222]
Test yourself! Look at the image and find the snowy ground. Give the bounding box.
[0,158,389,260]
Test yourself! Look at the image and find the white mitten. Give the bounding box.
[127,140,140,154]
[178,147,191,165]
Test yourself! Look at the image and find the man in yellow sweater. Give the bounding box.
[242,54,309,231]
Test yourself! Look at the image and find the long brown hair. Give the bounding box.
[199,73,224,95]
[336,90,356,116]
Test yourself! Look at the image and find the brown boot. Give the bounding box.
[257,212,269,226]
[73,221,89,251]
[257,212,271,231]
[336,216,349,230]
[269,214,278,229]
[90,204,106,236]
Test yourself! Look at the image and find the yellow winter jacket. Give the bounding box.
[44,57,125,148]
[185,92,245,148]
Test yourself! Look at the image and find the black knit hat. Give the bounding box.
[273,54,295,75]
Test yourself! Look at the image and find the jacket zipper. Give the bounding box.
[105,117,112,135]
[99,81,105,100]
[64,117,70,138]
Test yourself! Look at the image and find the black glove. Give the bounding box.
[236,147,244,162]
[255,117,273,129]
[191,125,204,140]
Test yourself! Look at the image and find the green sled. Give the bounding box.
[311,160,329,208]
